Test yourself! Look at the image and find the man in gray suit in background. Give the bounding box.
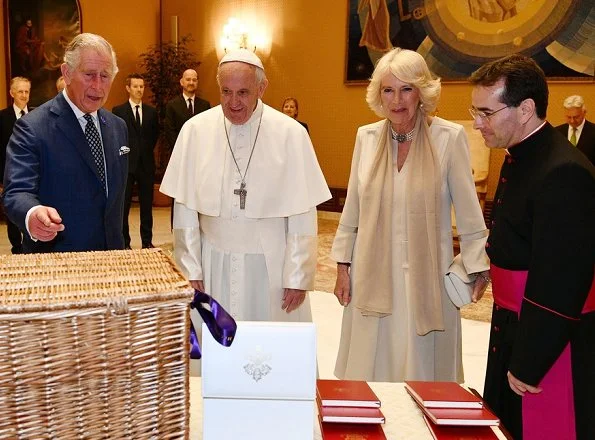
[556,95,595,165]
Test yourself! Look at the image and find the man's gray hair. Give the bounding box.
[563,95,585,110]
[10,76,31,89]
[63,33,119,79]
[254,66,266,84]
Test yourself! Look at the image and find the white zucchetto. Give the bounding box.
[219,49,264,70]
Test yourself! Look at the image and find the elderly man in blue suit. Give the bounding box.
[2,33,128,253]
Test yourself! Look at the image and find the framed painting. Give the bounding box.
[4,0,81,106]
[346,0,594,84]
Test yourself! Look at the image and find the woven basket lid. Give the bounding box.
[0,248,193,314]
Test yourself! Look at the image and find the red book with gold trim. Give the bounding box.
[316,379,381,408]
[405,381,483,409]
[318,404,385,424]
[420,406,499,427]
[423,415,500,439]
[319,418,387,439]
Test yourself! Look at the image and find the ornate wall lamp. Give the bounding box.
[219,17,269,56]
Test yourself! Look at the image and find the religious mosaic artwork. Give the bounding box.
[346,0,594,83]
[5,0,81,106]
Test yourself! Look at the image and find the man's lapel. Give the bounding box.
[176,95,188,116]
[140,105,153,137]
[99,109,125,202]
[126,104,141,134]
[53,95,103,185]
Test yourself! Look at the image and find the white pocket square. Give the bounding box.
[119,146,130,156]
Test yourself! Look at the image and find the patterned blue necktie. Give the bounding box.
[84,113,106,191]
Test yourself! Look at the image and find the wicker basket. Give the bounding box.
[0,249,194,439]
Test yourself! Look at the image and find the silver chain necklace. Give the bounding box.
[390,126,415,143]
[223,108,263,209]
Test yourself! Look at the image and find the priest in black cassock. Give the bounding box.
[469,54,594,440]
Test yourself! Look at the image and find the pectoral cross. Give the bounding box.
[234,182,247,209]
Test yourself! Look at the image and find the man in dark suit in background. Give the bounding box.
[164,68,210,153]
[164,68,209,225]
[113,73,159,249]
[0,76,31,254]
[556,95,595,165]
[2,33,128,253]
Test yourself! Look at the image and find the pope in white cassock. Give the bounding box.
[160,49,331,327]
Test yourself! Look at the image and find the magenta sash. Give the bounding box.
[583,275,595,313]
[490,264,579,440]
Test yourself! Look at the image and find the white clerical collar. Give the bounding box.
[505,120,547,154]
[521,120,547,142]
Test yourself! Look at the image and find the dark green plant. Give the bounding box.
[139,35,201,180]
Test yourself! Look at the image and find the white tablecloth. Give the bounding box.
[189,378,506,439]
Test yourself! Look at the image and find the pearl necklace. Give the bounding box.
[390,127,415,143]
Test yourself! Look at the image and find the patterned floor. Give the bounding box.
[314,217,340,293]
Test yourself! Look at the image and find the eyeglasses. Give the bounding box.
[468,105,510,121]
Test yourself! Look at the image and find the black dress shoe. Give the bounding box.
[142,243,155,249]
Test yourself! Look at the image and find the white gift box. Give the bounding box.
[202,321,317,440]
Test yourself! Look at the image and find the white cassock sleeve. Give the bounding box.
[173,201,203,281]
[283,208,318,291]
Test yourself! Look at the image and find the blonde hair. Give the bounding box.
[366,48,441,118]
[282,97,299,118]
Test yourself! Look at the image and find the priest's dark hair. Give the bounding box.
[125,73,144,87]
[469,54,548,120]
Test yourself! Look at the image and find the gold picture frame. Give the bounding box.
[4,0,82,106]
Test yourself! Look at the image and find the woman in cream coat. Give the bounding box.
[332,48,490,383]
